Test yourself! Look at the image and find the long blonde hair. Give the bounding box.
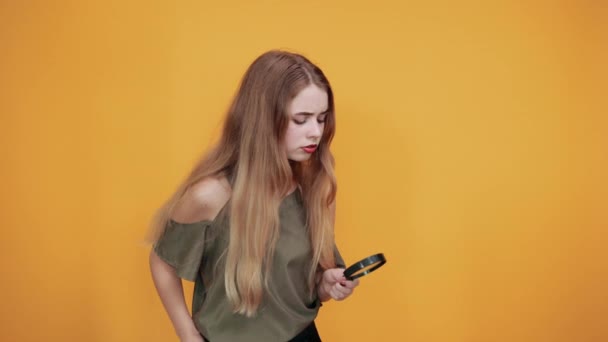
[147,50,338,316]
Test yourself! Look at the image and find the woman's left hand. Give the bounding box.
[318,268,360,301]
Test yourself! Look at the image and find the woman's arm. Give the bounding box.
[149,176,231,341]
[149,250,202,341]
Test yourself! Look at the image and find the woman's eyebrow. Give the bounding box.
[294,109,330,116]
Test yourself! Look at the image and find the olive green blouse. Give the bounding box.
[153,189,344,342]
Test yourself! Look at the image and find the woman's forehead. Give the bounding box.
[288,84,328,115]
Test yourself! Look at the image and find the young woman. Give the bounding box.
[148,50,359,342]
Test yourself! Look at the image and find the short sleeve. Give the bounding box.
[153,220,210,282]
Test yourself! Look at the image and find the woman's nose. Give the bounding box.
[308,122,322,139]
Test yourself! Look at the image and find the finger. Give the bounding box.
[329,289,340,300]
[330,286,345,301]
[333,288,352,301]
[331,283,352,297]
[342,279,359,289]
[326,268,346,282]
[336,285,353,296]
[338,275,349,286]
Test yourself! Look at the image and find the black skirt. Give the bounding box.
[202,321,322,342]
[288,321,322,342]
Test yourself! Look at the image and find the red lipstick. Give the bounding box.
[302,144,317,153]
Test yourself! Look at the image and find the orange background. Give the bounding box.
[1,1,606,341]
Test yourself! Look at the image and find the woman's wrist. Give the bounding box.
[176,321,201,340]
[317,279,331,302]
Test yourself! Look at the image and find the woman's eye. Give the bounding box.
[317,115,327,123]
[293,119,306,125]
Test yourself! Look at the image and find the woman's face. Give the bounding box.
[284,84,329,162]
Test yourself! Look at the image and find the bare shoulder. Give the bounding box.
[171,175,231,224]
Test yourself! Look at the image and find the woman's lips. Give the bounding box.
[302,145,317,153]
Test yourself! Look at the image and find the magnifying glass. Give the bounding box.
[343,253,387,281]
